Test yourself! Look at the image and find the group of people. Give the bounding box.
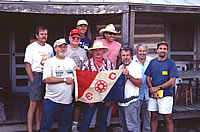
[24,19,179,132]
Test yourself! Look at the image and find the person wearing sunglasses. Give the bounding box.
[66,29,88,132]
[66,19,92,56]
[93,24,121,130]
[95,24,121,69]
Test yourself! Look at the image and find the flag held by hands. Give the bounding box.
[74,69,125,103]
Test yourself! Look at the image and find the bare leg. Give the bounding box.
[150,111,159,132]
[73,106,81,122]
[164,114,174,132]
[27,100,37,132]
[35,100,43,131]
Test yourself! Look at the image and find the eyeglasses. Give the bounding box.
[106,32,116,35]
[71,36,80,40]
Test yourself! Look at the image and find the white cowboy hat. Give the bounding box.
[99,24,120,35]
[88,41,109,53]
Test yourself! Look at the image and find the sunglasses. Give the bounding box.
[71,36,80,40]
[106,32,116,35]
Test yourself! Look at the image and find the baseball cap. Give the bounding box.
[77,19,88,26]
[53,38,67,48]
[157,41,168,49]
[69,29,81,36]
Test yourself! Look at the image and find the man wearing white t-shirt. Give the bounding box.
[40,38,79,132]
[24,26,54,132]
[118,46,142,132]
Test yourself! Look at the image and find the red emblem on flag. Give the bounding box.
[108,72,116,80]
[95,80,107,93]
[85,92,93,100]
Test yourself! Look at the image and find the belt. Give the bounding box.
[120,95,139,103]
[33,72,43,75]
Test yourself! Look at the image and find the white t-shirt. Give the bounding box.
[118,61,142,107]
[24,42,54,72]
[43,56,76,104]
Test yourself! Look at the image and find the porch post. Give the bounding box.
[129,10,135,49]
[197,25,200,60]
[121,12,129,46]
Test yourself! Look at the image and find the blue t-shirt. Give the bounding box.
[66,36,92,52]
[145,58,179,97]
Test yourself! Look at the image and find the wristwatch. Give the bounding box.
[64,78,66,82]
[159,85,162,90]
[127,76,131,79]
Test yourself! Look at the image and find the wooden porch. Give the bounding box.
[1,95,200,124]
[0,88,200,131]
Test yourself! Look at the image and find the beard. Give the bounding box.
[58,51,67,57]
[122,59,131,65]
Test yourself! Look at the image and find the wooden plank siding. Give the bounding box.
[133,13,165,56]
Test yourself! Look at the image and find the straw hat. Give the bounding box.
[88,41,109,53]
[99,24,120,35]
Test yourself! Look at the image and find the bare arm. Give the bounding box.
[25,62,34,82]
[44,77,74,85]
[123,69,142,88]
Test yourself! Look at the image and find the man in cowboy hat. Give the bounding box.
[95,24,121,69]
[95,24,121,128]
[79,41,115,132]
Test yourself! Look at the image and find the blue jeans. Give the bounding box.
[80,102,109,132]
[40,99,72,132]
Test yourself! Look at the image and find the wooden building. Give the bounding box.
[0,0,200,94]
[0,0,200,129]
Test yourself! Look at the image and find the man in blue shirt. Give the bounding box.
[133,43,153,132]
[66,19,92,54]
[145,41,179,132]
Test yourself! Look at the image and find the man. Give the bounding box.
[24,26,54,132]
[66,29,88,69]
[95,24,121,68]
[66,29,88,132]
[133,44,153,132]
[66,19,92,53]
[95,24,121,128]
[80,41,114,132]
[118,46,142,132]
[40,38,78,132]
[145,41,179,132]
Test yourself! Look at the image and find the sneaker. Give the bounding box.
[72,127,79,132]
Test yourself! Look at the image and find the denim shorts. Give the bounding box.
[28,74,45,100]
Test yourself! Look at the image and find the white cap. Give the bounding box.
[77,19,88,26]
[53,38,67,48]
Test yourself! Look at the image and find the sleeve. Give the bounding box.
[128,63,142,78]
[42,59,52,81]
[144,61,152,77]
[169,61,179,78]
[82,61,89,71]
[24,45,33,64]
[66,37,70,44]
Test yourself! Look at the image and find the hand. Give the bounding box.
[88,103,94,107]
[149,86,160,93]
[152,92,159,99]
[122,69,129,78]
[73,66,80,71]
[105,102,112,107]
[65,77,74,84]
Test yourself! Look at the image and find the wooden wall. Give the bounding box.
[134,13,165,57]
